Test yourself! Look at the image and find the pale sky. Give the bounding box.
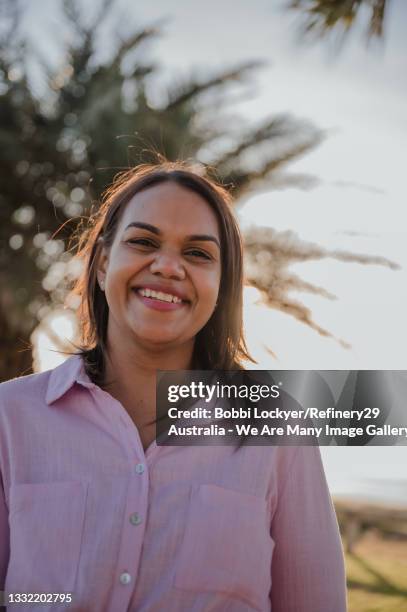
[27,0,407,503]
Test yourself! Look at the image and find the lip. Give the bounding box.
[131,283,191,302]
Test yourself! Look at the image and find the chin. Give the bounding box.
[133,327,183,348]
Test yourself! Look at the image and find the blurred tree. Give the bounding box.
[289,0,389,40]
[0,0,397,381]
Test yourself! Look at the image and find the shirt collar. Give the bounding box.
[46,353,96,405]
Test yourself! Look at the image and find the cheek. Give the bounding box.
[107,251,139,284]
[197,271,220,308]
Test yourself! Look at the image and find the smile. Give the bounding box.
[133,288,188,312]
[137,288,183,303]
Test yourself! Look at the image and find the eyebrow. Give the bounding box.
[124,222,221,249]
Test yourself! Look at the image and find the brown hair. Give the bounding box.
[71,160,255,384]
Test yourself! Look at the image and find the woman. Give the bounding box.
[0,162,347,611]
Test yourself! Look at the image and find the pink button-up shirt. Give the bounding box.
[0,355,347,611]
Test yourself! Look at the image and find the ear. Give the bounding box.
[96,245,109,291]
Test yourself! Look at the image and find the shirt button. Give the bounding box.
[135,463,145,474]
[119,572,132,585]
[129,512,142,525]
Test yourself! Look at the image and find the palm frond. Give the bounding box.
[289,0,389,40]
[165,61,266,110]
[244,224,399,345]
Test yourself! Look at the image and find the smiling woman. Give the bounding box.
[97,181,222,369]
[74,163,251,380]
[0,161,347,611]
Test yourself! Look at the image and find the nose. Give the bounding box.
[150,251,186,280]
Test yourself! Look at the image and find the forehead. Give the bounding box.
[118,182,220,237]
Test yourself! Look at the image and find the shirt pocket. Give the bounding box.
[6,481,88,596]
[173,483,274,611]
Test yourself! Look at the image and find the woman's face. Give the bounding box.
[98,182,222,353]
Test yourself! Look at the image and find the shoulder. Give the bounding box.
[0,354,83,415]
[0,368,52,410]
[0,368,54,459]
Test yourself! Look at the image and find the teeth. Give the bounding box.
[138,288,182,303]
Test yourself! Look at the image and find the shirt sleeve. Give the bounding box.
[270,446,347,612]
[0,472,9,604]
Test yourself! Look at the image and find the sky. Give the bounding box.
[26,0,407,504]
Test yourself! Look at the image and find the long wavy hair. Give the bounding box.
[70,161,255,384]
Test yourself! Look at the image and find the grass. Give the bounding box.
[344,528,407,611]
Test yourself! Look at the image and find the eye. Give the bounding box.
[125,238,213,260]
[126,238,157,248]
[185,249,212,260]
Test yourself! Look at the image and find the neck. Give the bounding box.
[101,326,194,426]
[105,339,194,383]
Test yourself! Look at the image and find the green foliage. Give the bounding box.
[289,0,388,39]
